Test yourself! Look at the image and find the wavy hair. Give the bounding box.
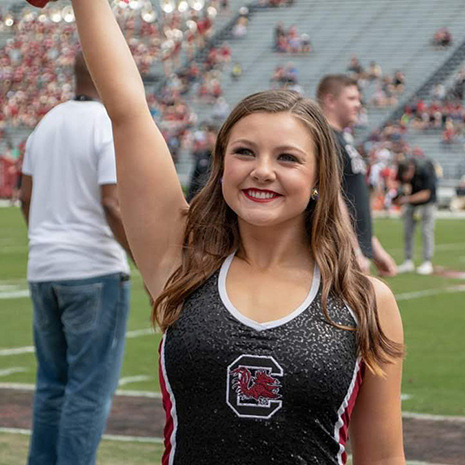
[153,89,403,375]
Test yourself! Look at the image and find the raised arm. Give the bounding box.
[71,0,188,297]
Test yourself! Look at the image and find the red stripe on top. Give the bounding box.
[339,362,365,464]
[159,337,174,465]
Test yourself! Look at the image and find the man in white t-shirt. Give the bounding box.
[20,52,132,465]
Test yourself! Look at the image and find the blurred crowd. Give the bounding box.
[346,56,406,108]
[0,1,222,132]
[399,68,465,146]
[273,22,312,54]
[270,63,303,93]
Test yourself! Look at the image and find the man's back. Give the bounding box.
[332,129,373,258]
[23,100,129,281]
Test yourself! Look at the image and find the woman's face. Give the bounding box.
[222,112,317,230]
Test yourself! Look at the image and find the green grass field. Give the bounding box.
[1,206,464,463]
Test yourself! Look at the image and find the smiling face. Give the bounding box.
[221,112,317,230]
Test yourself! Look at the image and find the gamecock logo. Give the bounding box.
[226,355,283,419]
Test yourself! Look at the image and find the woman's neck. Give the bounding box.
[236,218,312,270]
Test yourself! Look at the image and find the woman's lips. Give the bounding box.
[242,188,281,203]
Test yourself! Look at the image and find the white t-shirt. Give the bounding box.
[22,100,130,282]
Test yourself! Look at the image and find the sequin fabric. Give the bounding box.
[162,271,361,464]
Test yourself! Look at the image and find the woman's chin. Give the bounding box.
[237,213,280,228]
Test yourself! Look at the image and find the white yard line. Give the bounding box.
[0,327,157,357]
[0,346,35,356]
[115,389,161,399]
[0,284,25,290]
[118,375,152,386]
[0,382,162,399]
[406,462,449,465]
[0,427,163,444]
[126,327,159,338]
[402,411,465,423]
[101,433,163,444]
[0,382,34,391]
[0,367,28,377]
[396,284,465,301]
[0,290,30,299]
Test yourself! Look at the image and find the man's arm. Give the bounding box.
[338,195,370,273]
[101,184,134,262]
[405,189,431,205]
[372,236,397,277]
[19,175,33,227]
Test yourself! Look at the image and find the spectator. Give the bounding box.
[392,71,406,94]
[432,83,446,101]
[432,27,452,47]
[231,62,243,80]
[186,124,218,201]
[347,55,364,78]
[450,175,465,211]
[273,21,286,50]
[367,61,382,80]
[317,74,397,277]
[273,23,311,53]
[211,97,230,121]
[395,157,438,275]
[19,52,132,465]
[232,15,248,38]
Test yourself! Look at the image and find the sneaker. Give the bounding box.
[416,261,433,275]
[397,260,415,273]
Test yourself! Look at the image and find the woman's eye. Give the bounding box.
[279,153,298,162]
[234,147,254,157]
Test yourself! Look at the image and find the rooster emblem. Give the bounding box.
[227,354,284,418]
[232,367,282,404]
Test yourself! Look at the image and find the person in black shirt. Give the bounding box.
[450,175,465,212]
[395,157,437,275]
[186,125,218,202]
[317,74,397,276]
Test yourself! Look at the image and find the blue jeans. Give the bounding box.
[27,273,130,465]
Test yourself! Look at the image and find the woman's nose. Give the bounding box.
[251,157,276,182]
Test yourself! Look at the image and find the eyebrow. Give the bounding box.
[229,139,309,156]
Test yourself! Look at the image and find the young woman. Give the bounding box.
[63,1,405,463]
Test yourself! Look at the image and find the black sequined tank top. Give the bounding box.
[159,253,364,465]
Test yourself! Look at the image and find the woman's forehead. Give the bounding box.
[228,112,313,145]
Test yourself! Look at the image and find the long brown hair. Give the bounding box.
[153,89,403,375]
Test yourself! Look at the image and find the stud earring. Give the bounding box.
[311,188,319,200]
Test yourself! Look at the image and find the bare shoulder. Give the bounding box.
[368,276,403,342]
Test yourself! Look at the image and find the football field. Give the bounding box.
[1,206,464,463]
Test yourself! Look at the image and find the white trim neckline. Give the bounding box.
[218,252,321,332]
